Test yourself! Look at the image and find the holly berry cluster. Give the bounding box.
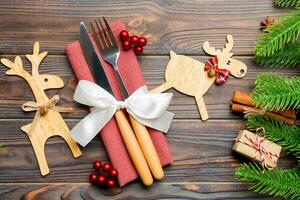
[89,160,119,188]
[119,30,147,55]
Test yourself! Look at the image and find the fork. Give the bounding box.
[90,17,164,182]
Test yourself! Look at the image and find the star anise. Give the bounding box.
[260,16,275,32]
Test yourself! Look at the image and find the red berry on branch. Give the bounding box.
[134,46,143,55]
[137,37,147,47]
[102,163,112,172]
[110,168,118,178]
[106,179,116,188]
[97,175,107,186]
[122,40,131,51]
[130,35,139,46]
[93,160,102,170]
[89,172,98,184]
[119,30,129,41]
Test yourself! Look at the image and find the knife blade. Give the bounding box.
[79,22,154,186]
[79,22,113,95]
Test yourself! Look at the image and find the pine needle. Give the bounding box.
[255,42,300,67]
[236,163,300,200]
[246,115,300,159]
[255,9,300,57]
[275,0,300,7]
[252,74,300,111]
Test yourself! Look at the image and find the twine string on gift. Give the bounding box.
[235,128,279,169]
[22,95,73,116]
[255,127,266,136]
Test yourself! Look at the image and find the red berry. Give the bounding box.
[122,40,131,51]
[137,37,147,47]
[89,172,98,184]
[119,30,129,41]
[130,35,139,46]
[110,168,118,177]
[97,175,107,186]
[106,179,116,188]
[134,46,143,55]
[93,160,102,170]
[102,163,112,172]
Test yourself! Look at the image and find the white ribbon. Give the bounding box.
[70,80,174,147]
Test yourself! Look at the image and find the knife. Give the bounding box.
[79,22,153,186]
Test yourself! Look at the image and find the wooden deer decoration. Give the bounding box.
[151,35,247,121]
[1,42,81,176]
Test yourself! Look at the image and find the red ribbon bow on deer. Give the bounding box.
[204,56,230,85]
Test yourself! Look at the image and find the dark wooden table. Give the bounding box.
[0,1,297,199]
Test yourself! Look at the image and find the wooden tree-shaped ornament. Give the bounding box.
[1,42,82,176]
[151,35,248,121]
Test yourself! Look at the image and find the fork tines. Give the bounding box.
[90,17,118,53]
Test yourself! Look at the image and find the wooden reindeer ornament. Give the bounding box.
[151,35,247,121]
[1,42,81,176]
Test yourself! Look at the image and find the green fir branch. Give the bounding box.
[246,115,300,159]
[275,0,300,7]
[236,163,300,200]
[255,9,300,57]
[252,74,300,111]
[239,3,300,200]
[255,42,300,67]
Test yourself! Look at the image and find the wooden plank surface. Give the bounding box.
[0,0,288,55]
[0,183,278,200]
[0,119,295,183]
[0,0,295,199]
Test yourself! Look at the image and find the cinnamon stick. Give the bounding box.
[274,110,296,120]
[232,90,296,120]
[233,90,253,106]
[231,103,296,125]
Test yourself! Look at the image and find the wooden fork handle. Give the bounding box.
[129,115,164,180]
[114,110,153,186]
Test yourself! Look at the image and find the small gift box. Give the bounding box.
[232,130,282,168]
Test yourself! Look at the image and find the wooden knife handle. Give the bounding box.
[129,115,164,180]
[114,110,153,186]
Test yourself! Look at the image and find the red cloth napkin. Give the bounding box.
[66,21,173,186]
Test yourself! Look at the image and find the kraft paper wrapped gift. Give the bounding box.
[232,130,281,168]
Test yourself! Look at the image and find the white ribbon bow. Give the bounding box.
[70,80,174,147]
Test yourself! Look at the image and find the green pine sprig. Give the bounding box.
[255,9,300,57]
[236,163,300,200]
[255,42,300,67]
[252,74,300,111]
[239,2,300,199]
[246,115,300,159]
[275,0,300,7]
